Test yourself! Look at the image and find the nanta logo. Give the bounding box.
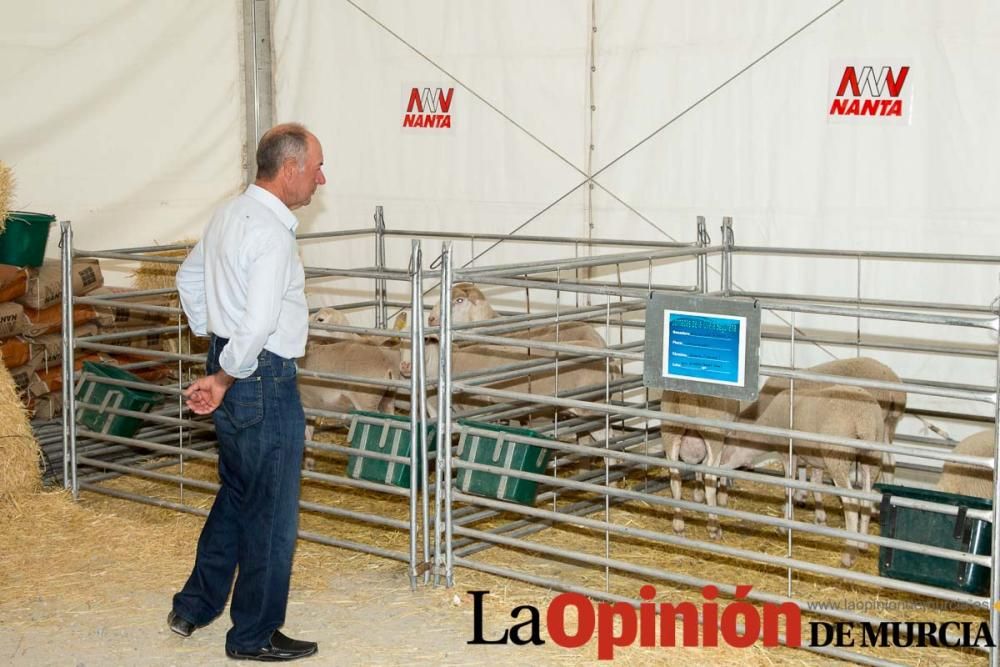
[403,86,454,129]
[828,64,911,121]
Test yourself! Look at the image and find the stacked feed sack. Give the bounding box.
[131,242,205,356]
[129,240,207,358]
[88,285,182,381]
[0,265,34,405]
[1,260,106,417]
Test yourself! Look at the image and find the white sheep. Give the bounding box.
[404,338,614,419]
[721,385,885,567]
[308,306,362,344]
[657,392,742,539]
[299,339,401,418]
[748,357,906,502]
[937,429,995,499]
[428,282,608,348]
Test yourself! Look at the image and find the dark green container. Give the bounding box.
[346,410,437,488]
[76,362,161,438]
[875,483,992,595]
[0,211,55,267]
[455,420,553,506]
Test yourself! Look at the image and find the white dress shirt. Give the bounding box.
[176,184,308,378]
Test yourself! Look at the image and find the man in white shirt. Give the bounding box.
[169,123,325,662]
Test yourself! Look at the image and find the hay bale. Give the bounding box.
[130,240,196,292]
[0,161,13,234]
[0,360,41,507]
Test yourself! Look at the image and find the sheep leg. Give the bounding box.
[717,476,729,508]
[778,454,796,536]
[880,416,898,486]
[857,464,874,552]
[793,465,809,506]
[303,423,317,471]
[833,473,860,568]
[704,440,723,540]
[811,467,827,525]
[693,472,705,504]
[667,432,686,535]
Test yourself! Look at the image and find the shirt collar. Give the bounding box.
[245,184,299,233]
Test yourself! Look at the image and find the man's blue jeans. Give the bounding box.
[172,336,305,652]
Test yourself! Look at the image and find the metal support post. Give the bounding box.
[721,216,734,296]
[59,221,78,497]
[374,206,387,329]
[434,243,455,587]
[696,215,709,294]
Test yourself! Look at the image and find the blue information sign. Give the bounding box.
[644,295,760,401]
[664,312,744,385]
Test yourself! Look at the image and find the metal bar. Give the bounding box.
[721,216,733,295]
[75,429,218,461]
[382,228,698,249]
[59,221,73,491]
[74,295,182,316]
[761,364,997,404]
[453,455,989,566]
[410,253,432,585]
[738,289,998,315]
[375,207,388,328]
[452,391,998,492]
[453,473,665,557]
[449,274,670,299]
[295,367,411,390]
[77,483,411,565]
[82,287,179,300]
[759,299,998,329]
[460,245,713,279]
[453,490,986,606]
[302,266,411,281]
[242,0,273,183]
[760,328,997,359]
[453,332,644,362]
[73,399,214,432]
[76,340,203,363]
[441,243,455,586]
[294,227,377,241]
[81,325,188,343]
[450,301,644,334]
[734,244,1000,264]
[407,239,419,588]
[307,322,408,340]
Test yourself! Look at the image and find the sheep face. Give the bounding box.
[427,283,495,327]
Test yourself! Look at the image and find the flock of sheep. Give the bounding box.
[295,283,995,569]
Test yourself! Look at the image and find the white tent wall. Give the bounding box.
[0,1,995,442]
[0,0,245,278]
[273,0,593,314]
[274,0,1000,448]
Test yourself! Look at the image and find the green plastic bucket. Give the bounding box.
[875,483,992,595]
[0,211,55,267]
[455,420,553,505]
[76,362,161,439]
[346,410,437,488]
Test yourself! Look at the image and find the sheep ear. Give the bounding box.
[467,287,486,302]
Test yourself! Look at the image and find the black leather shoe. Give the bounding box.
[167,610,196,638]
[226,630,318,661]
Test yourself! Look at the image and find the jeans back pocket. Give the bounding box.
[222,376,264,428]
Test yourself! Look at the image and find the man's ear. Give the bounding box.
[280,157,298,181]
